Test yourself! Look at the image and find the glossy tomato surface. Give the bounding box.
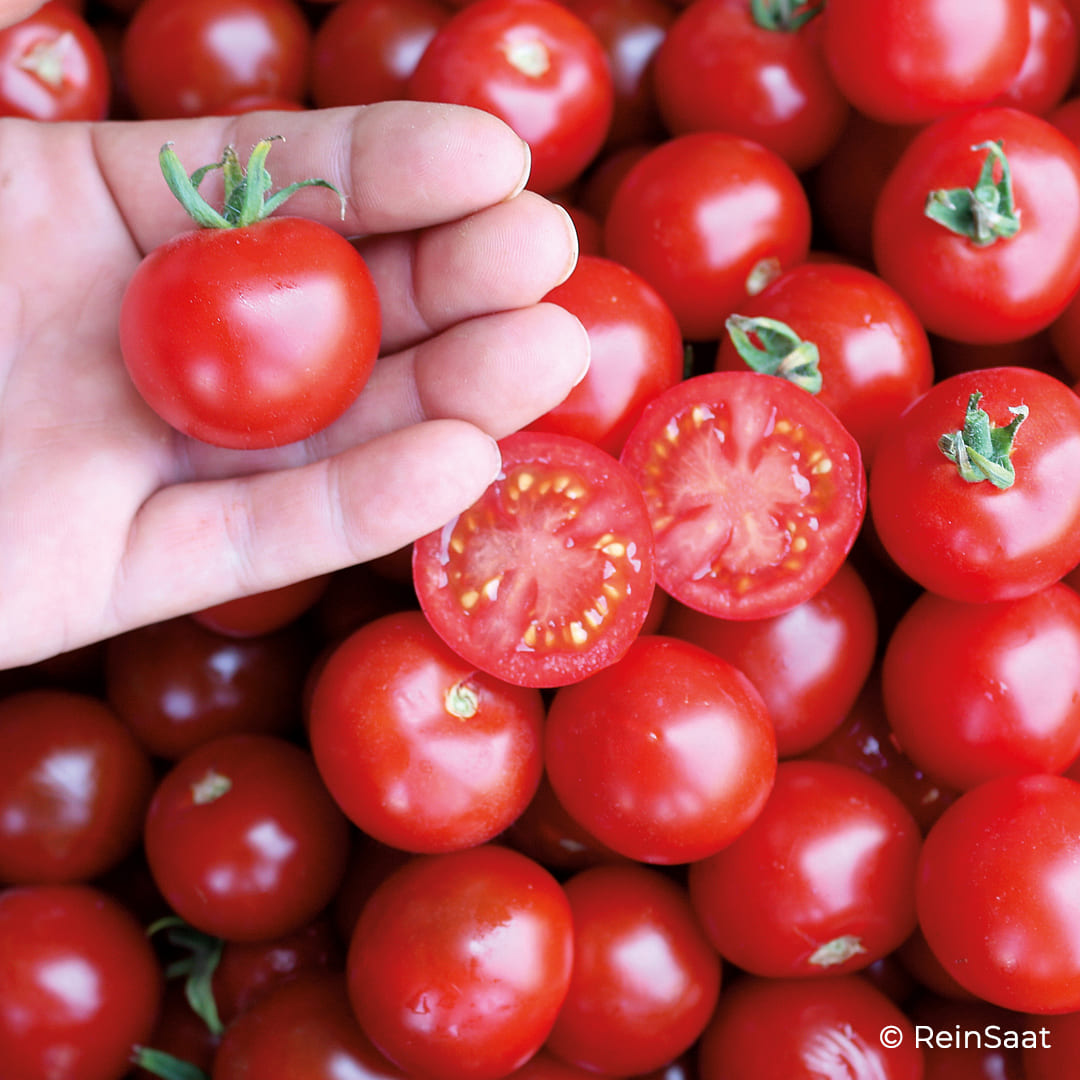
[120,215,382,449]
[620,370,865,620]
[412,430,655,688]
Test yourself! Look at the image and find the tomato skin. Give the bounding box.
[713,261,934,465]
[544,635,777,864]
[604,132,812,340]
[620,370,866,621]
[869,366,1080,603]
[0,884,163,1080]
[0,1,109,120]
[526,254,685,457]
[822,0,1029,125]
[120,215,381,449]
[407,0,615,193]
[653,0,849,173]
[347,845,574,1080]
[308,609,545,853]
[544,864,722,1076]
[873,107,1080,344]
[882,583,1080,791]
[663,560,877,757]
[121,0,311,118]
[412,431,656,689]
[0,690,154,885]
[688,761,921,979]
[993,0,1079,115]
[697,974,924,1080]
[143,734,351,942]
[917,773,1080,1013]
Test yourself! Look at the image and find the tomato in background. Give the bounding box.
[663,559,877,757]
[688,761,922,979]
[347,845,574,1080]
[0,884,163,1080]
[604,132,811,340]
[873,107,1080,344]
[882,583,1080,791]
[544,634,777,864]
[544,864,722,1076]
[407,0,615,193]
[652,0,849,173]
[412,431,655,688]
[620,371,865,621]
[0,690,154,885]
[308,610,544,852]
[0,0,109,120]
[121,0,311,118]
[822,0,1029,125]
[917,773,1080,1013]
[912,996,1028,1079]
[191,574,330,638]
[993,0,1079,115]
[526,254,684,456]
[143,734,351,942]
[310,0,449,108]
[1023,1009,1080,1079]
[869,366,1080,603]
[713,261,934,465]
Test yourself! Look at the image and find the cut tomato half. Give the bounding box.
[413,431,656,688]
[620,371,865,619]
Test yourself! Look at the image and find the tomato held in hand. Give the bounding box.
[120,140,381,449]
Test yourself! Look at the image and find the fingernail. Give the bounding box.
[483,434,504,484]
[571,314,592,387]
[552,202,580,288]
[505,139,532,201]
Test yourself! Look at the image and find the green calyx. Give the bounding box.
[924,140,1021,246]
[129,1047,210,1080]
[750,0,824,31]
[938,391,1028,490]
[725,314,822,394]
[159,137,344,229]
[147,916,225,1037]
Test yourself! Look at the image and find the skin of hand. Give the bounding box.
[0,102,588,669]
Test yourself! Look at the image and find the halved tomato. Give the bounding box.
[619,371,865,620]
[412,431,655,687]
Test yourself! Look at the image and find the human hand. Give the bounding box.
[0,103,586,669]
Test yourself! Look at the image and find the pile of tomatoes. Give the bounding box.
[7,0,1080,1077]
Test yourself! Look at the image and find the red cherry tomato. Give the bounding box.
[604,132,812,340]
[544,634,777,864]
[412,430,656,688]
[191,575,331,638]
[619,370,866,620]
[993,0,1079,115]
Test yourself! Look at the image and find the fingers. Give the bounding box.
[0,1,42,28]
[358,190,578,352]
[113,419,502,628]
[92,102,533,254]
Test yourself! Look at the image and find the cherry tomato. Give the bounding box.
[882,583,1080,790]
[619,370,866,620]
[822,0,1029,125]
[696,974,924,1080]
[993,0,1079,115]
[310,0,449,108]
[308,609,545,852]
[407,0,615,193]
[653,0,849,173]
[0,884,163,1080]
[0,0,109,120]
[347,845,574,1080]
[526,254,684,457]
[869,366,1080,602]
[143,733,351,942]
[121,0,311,118]
[663,559,877,757]
[544,634,777,864]
[191,575,330,638]
[544,863,722,1076]
[412,430,656,688]
[713,261,934,465]
[872,107,1080,344]
[604,132,812,340]
[917,773,1080,1013]
[0,690,154,885]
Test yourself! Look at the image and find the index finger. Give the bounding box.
[91,101,532,254]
